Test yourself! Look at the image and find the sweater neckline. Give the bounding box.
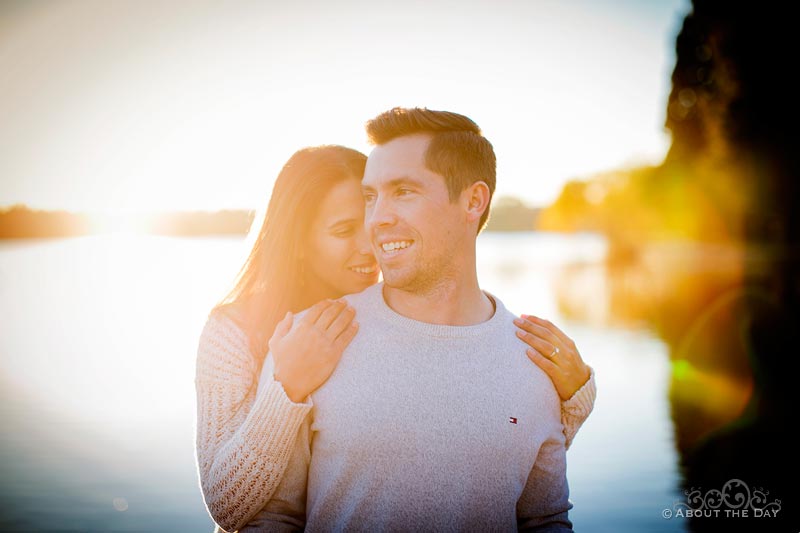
[366,283,506,339]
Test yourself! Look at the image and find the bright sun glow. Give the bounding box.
[0,0,690,217]
[86,211,158,234]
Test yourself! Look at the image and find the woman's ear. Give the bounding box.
[462,181,491,225]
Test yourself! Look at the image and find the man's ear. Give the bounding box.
[462,181,491,224]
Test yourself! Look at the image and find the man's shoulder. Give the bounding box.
[295,283,381,320]
[484,291,519,331]
[340,282,382,310]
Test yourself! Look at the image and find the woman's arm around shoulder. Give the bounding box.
[560,366,596,449]
[513,314,597,449]
[194,311,312,532]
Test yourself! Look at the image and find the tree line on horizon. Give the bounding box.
[0,198,543,239]
[537,0,794,263]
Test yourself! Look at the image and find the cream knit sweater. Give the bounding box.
[195,305,596,532]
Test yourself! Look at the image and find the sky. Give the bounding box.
[0,0,691,214]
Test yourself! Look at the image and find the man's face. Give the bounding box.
[361,134,467,292]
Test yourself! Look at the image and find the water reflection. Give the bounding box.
[557,238,795,531]
[0,234,244,531]
[1,232,683,532]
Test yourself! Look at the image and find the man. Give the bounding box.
[252,107,573,531]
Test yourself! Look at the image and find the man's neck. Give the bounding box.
[382,273,495,326]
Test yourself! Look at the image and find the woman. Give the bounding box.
[195,145,596,532]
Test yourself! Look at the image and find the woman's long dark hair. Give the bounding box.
[211,145,367,372]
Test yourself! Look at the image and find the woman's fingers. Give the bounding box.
[515,314,591,400]
[522,314,575,350]
[275,311,293,337]
[268,312,293,351]
[334,320,359,349]
[529,348,579,401]
[527,347,561,376]
[515,328,558,359]
[303,299,333,326]
[513,317,560,349]
[327,305,356,339]
[316,300,346,329]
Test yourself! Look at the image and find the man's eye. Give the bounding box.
[363,193,376,204]
[397,188,412,196]
[334,230,354,238]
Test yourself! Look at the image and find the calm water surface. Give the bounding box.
[0,232,684,532]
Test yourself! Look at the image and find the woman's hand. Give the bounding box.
[269,299,358,403]
[513,314,591,401]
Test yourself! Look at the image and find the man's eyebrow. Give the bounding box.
[387,177,424,188]
[363,177,424,191]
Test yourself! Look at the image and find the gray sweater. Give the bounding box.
[247,283,573,532]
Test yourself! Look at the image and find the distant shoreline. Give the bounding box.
[0,200,544,238]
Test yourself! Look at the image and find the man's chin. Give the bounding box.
[379,269,409,289]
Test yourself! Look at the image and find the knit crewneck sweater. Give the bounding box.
[244,283,576,531]
[195,285,596,532]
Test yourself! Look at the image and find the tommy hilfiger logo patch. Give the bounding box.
[509,417,518,424]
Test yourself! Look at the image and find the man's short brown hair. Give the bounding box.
[366,107,496,232]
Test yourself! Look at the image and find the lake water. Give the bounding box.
[0,232,685,532]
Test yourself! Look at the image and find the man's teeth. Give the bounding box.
[381,241,412,252]
[351,265,377,274]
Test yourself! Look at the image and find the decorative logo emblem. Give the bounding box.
[662,479,781,520]
[509,417,518,424]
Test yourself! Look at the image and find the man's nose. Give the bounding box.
[365,195,396,231]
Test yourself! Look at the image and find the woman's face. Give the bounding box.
[304,178,379,299]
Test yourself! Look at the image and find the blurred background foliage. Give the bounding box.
[541,1,797,530]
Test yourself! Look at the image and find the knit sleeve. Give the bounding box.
[560,367,596,450]
[194,312,313,533]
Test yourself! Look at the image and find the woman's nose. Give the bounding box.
[355,226,372,255]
